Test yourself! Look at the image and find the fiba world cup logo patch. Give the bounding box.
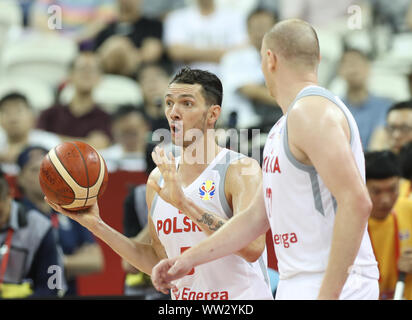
[199,180,216,201]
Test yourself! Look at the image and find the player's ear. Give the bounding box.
[267,49,277,72]
[207,105,221,126]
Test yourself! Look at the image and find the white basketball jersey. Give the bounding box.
[262,85,379,281]
[151,148,273,300]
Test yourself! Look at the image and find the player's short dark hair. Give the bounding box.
[386,100,412,118]
[169,67,223,107]
[365,150,401,180]
[111,104,149,124]
[399,142,412,180]
[0,92,30,110]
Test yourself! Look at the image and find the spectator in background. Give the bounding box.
[372,0,412,33]
[339,48,392,150]
[100,105,149,172]
[19,0,34,27]
[0,92,60,175]
[137,63,170,133]
[37,52,112,150]
[220,8,281,130]
[370,101,412,153]
[16,146,104,296]
[140,0,186,20]
[163,0,248,77]
[407,1,412,31]
[407,72,412,99]
[393,142,412,300]
[278,0,355,29]
[0,169,62,298]
[30,0,116,47]
[92,0,164,78]
[365,150,401,299]
[216,0,261,19]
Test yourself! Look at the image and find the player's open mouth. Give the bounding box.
[171,123,182,135]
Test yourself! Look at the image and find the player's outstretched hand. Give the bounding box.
[44,196,102,231]
[151,256,194,294]
[148,146,186,210]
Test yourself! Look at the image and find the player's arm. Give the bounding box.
[122,225,150,273]
[44,169,167,275]
[287,96,373,300]
[179,158,267,262]
[149,147,266,262]
[146,168,168,261]
[151,176,270,294]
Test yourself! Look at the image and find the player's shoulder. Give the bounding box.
[147,166,162,183]
[289,95,346,127]
[146,167,162,203]
[226,153,261,183]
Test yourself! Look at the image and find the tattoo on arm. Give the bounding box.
[210,220,224,231]
[197,213,225,232]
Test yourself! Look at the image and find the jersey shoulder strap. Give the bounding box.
[211,149,246,219]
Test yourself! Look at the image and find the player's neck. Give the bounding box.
[180,138,221,168]
[178,140,222,188]
[275,77,318,114]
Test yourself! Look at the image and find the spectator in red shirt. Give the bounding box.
[37,52,112,150]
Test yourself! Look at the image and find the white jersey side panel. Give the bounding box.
[262,85,379,281]
[151,148,273,300]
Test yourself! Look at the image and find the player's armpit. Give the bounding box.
[224,158,269,262]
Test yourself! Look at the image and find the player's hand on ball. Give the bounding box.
[44,196,102,231]
[148,146,186,210]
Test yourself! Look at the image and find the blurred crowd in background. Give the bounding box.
[0,0,412,300]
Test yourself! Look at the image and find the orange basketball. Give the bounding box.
[39,141,108,211]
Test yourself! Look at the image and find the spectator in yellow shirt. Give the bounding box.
[365,151,401,299]
[394,142,412,299]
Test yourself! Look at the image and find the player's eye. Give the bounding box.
[183,100,194,107]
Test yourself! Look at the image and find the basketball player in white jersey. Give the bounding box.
[150,19,380,300]
[45,67,274,300]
